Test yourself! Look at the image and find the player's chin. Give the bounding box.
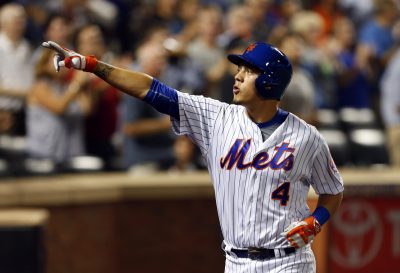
[232,96,243,105]
[232,92,244,105]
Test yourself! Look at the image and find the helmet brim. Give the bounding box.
[227,54,261,72]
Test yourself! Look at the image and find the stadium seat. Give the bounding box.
[339,107,378,130]
[348,128,389,165]
[23,158,56,176]
[316,109,341,129]
[0,135,26,154]
[0,136,28,177]
[62,156,104,173]
[318,129,350,166]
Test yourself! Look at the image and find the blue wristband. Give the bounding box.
[312,206,330,226]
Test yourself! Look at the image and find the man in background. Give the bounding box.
[0,3,34,135]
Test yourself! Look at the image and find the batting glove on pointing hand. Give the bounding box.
[42,41,98,73]
[282,216,321,248]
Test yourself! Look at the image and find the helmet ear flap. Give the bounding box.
[255,72,273,99]
[255,65,292,100]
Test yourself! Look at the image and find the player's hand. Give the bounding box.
[282,216,321,248]
[42,41,98,73]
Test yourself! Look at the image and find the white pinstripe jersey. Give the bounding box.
[172,91,344,249]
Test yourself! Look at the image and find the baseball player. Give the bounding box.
[42,40,344,273]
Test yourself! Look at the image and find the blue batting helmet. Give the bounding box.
[227,42,292,100]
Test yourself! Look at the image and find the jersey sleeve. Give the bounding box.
[171,91,224,155]
[309,134,344,195]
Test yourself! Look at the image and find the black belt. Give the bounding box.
[222,243,296,260]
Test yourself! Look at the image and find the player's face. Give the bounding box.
[232,65,260,106]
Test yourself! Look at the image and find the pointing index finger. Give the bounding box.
[41,41,69,57]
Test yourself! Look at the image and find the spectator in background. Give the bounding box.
[169,135,198,173]
[380,48,400,166]
[312,0,343,41]
[32,13,72,64]
[329,17,374,109]
[279,33,317,124]
[22,1,49,46]
[27,50,91,165]
[174,0,201,44]
[135,0,180,36]
[42,12,72,47]
[266,0,303,45]
[147,25,206,94]
[121,40,174,173]
[218,4,255,48]
[338,0,374,29]
[45,0,118,31]
[75,24,120,171]
[358,0,399,69]
[0,3,34,135]
[243,0,273,42]
[186,5,224,97]
[145,26,205,172]
[290,10,337,109]
[214,4,257,95]
[357,0,399,116]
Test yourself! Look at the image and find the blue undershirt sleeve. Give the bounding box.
[143,78,180,120]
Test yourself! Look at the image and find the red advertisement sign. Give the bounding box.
[330,198,400,273]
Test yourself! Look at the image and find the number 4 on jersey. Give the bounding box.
[271,182,290,206]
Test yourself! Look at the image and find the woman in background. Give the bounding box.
[27,50,91,165]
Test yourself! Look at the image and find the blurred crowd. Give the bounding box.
[0,0,399,177]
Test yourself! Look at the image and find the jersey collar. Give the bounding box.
[256,108,289,128]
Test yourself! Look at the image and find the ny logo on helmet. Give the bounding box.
[245,43,257,53]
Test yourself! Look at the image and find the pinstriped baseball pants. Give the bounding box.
[224,246,316,273]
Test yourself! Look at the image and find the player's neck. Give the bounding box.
[245,100,279,124]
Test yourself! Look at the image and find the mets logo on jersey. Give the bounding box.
[220,139,295,171]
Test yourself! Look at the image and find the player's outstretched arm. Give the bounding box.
[282,192,343,248]
[42,41,152,100]
[93,61,152,100]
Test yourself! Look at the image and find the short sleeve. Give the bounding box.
[309,135,344,195]
[172,92,225,155]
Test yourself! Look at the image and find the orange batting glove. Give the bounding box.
[42,41,98,73]
[282,216,321,248]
